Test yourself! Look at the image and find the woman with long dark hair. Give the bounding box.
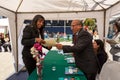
[21,15,51,75]
[93,39,108,73]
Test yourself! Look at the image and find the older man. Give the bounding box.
[56,20,99,80]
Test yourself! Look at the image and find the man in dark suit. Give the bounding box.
[56,20,98,80]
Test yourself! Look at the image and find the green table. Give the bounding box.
[28,50,87,80]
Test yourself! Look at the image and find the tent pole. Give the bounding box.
[64,20,66,40]
[103,10,106,42]
[15,12,18,72]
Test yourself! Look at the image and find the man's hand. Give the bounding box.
[47,46,52,50]
[55,44,63,50]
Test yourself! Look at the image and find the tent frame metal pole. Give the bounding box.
[103,10,106,42]
[15,12,18,72]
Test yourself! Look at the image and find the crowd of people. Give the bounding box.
[0,33,11,52]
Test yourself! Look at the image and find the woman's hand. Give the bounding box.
[35,38,46,44]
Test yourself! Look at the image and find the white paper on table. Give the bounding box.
[42,38,56,46]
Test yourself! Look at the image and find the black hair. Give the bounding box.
[94,39,108,58]
[95,40,104,51]
[31,15,45,28]
[31,15,45,38]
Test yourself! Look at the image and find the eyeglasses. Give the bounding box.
[71,24,79,29]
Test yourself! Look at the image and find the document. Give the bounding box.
[107,40,118,44]
[65,66,84,75]
[103,37,118,44]
[42,38,56,46]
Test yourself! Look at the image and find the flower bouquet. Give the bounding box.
[31,43,46,76]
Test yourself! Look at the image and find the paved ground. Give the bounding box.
[0,52,15,80]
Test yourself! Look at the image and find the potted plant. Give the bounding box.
[84,18,96,30]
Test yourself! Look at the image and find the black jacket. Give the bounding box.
[63,28,98,74]
[97,51,108,73]
[21,25,44,58]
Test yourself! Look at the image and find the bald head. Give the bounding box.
[71,19,83,34]
[71,20,83,26]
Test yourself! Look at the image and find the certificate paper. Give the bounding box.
[42,38,56,46]
[103,37,118,44]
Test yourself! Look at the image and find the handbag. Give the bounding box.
[110,44,120,55]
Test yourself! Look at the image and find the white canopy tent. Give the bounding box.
[0,0,120,72]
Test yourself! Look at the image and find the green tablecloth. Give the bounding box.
[28,50,87,80]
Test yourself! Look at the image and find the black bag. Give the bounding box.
[110,44,120,55]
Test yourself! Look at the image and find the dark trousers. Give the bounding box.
[23,56,36,75]
[0,46,1,52]
[84,73,97,80]
[3,44,11,52]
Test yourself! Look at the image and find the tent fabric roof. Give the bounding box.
[0,0,119,13]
